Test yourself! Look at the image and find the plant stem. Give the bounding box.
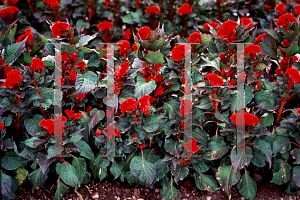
[271,100,286,131]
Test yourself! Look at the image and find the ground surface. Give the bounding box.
[15,177,300,200]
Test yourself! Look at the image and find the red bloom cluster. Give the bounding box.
[87,106,92,114]
[3,69,22,89]
[30,58,45,71]
[203,22,219,31]
[138,95,152,116]
[74,92,88,101]
[44,0,59,8]
[132,44,138,51]
[145,6,161,14]
[116,61,130,82]
[188,32,201,43]
[96,129,102,136]
[244,44,262,58]
[120,98,138,115]
[180,99,192,117]
[205,73,224,86]
[282,39,290,48]
[295,5,300,16]
[183,139,200,154]
[71,53,78,61]
[240,17,253,30]
[229,112,260,126]
[141,62,162,83]
[275,3,285,15]
[106,125,121,138]
[3,0,19,5]
[117,40,131,58]
[69,70,77,80]
[171,44,191,62]
[51,22,71,38]
[0,122,4,131]
[276,13,297,30]
[0,6,19,19]
[75,61,86,70]
[264,5,271,12]
[154,86,164,96]
[16,28,33,43]
[297,108,300,115]
[102,1,109,6]
[137,27,152,40]
[177,3,192,15]
[139,144,147,149]
[217,20,238,43]
[97,21,113,32]
[255,33,266,44]
[40,116,67,134]
[286,68,300,83]
[65,109,83,120]
[123,29,130,40]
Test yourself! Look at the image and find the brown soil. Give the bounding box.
[15,178,300,200]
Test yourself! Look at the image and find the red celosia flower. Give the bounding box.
[180,99,192,117]
[295,5,300,16]
[276,13,297,30]
[139,144,147,149]
[87,106,92,114]
[51,22,71,38]
[120,98,138,115]
[203,22,219,31]
[255,33,266,44]
[297,108,300,115]
[3,0,19,5]
[171,44,191,62]
[0,122,4,130]
[96,129,102,136]
[30,58,45,71]
[145,6,161,14]
[0,6,19,19]
[132,134,137,138]
[137,27,152,40]
[240,17,253,30]
[229,112,260,126]
[282,39,290,48]
[61,53,69,62]
[3,69,22,89]
[123,29,131,40]
[97,21,113,32]
[138,95,152,116]
[286,67,300,83]
[244,44,262,58]
[71,53,78,61]
[216,0,226,2]
[177,3,192,15]
[117,40,131,58]
[3,65,12,76]
[40,119,54,134]
[264,5,271,12]
[183,139,200,154]
[205,73,224,86]
[222,68,233,76]
[227,80,236,86]
[75,61,86,70]
[188,32,201,43]
[217,20,238,43]
[116,61,130,81]
[102,0,109,6]
[181,157,191,166]
[132,43,138,51]
[65,109,83,120]
[69,71,77,80]
[44,0,59,8]
[275,3,285,15]
[106,125,121,138]
[16,28,33,43]
[154,86,164,96]
[275,68,282,76]
[74,92,88,100]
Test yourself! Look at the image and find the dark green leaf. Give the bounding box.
[237,170,257,200]
[130,156,156,186]
[56,162,79,187]
[215,165,241,196]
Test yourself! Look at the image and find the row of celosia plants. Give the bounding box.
[1,0,300,200]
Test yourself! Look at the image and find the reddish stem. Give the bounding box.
[271,100,286,131]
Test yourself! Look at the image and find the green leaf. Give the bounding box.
[193,172,219,193]
[24,114,44,136]
[253,139,272,169]
[88,109,105,134]
[252,151,266,167]
[22,52,32,63]
[36,31,51,43]
[135,75,156,99]
[144,51,165,65]
[54,178,69,200]
[215,165,241,196]
[121,15,134,24]
[273,136,290,155]
[3,39,26,66]
[279,41,299,56]
[86,52,99,67]
[201,34,213,45]
[110,162,122,179]
[142,115,164,132]
[155,159,169,182]
[265,29,282,41]
[171,165,189,184]
[260,113,274,127]
[215,111,230,123]
[270,158,292,185]
[207,137,229,160]
[74,140,94,160]
[98,167,108,181]
[260,34,277,59]
[160,179,181,200]
[1,152,28,170]
[72,157,87,182]
[237,170,257,200]
[36,152,55,174]
[293,166,300,187]
[164,139,181,156]
[208,39,219,53]
[196,98,212,109]
[72,71,97,95]
[230,147,253,172]
[28,168,48,192]
[56,162,79,187]
[14,166,28,186]
[24,136,46,148]
[290,148,300,164]
[130,156,156,186]
[193,162,209,173]
[163,99,180,119]
[77,33,97,47]
[1,171,19,199]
